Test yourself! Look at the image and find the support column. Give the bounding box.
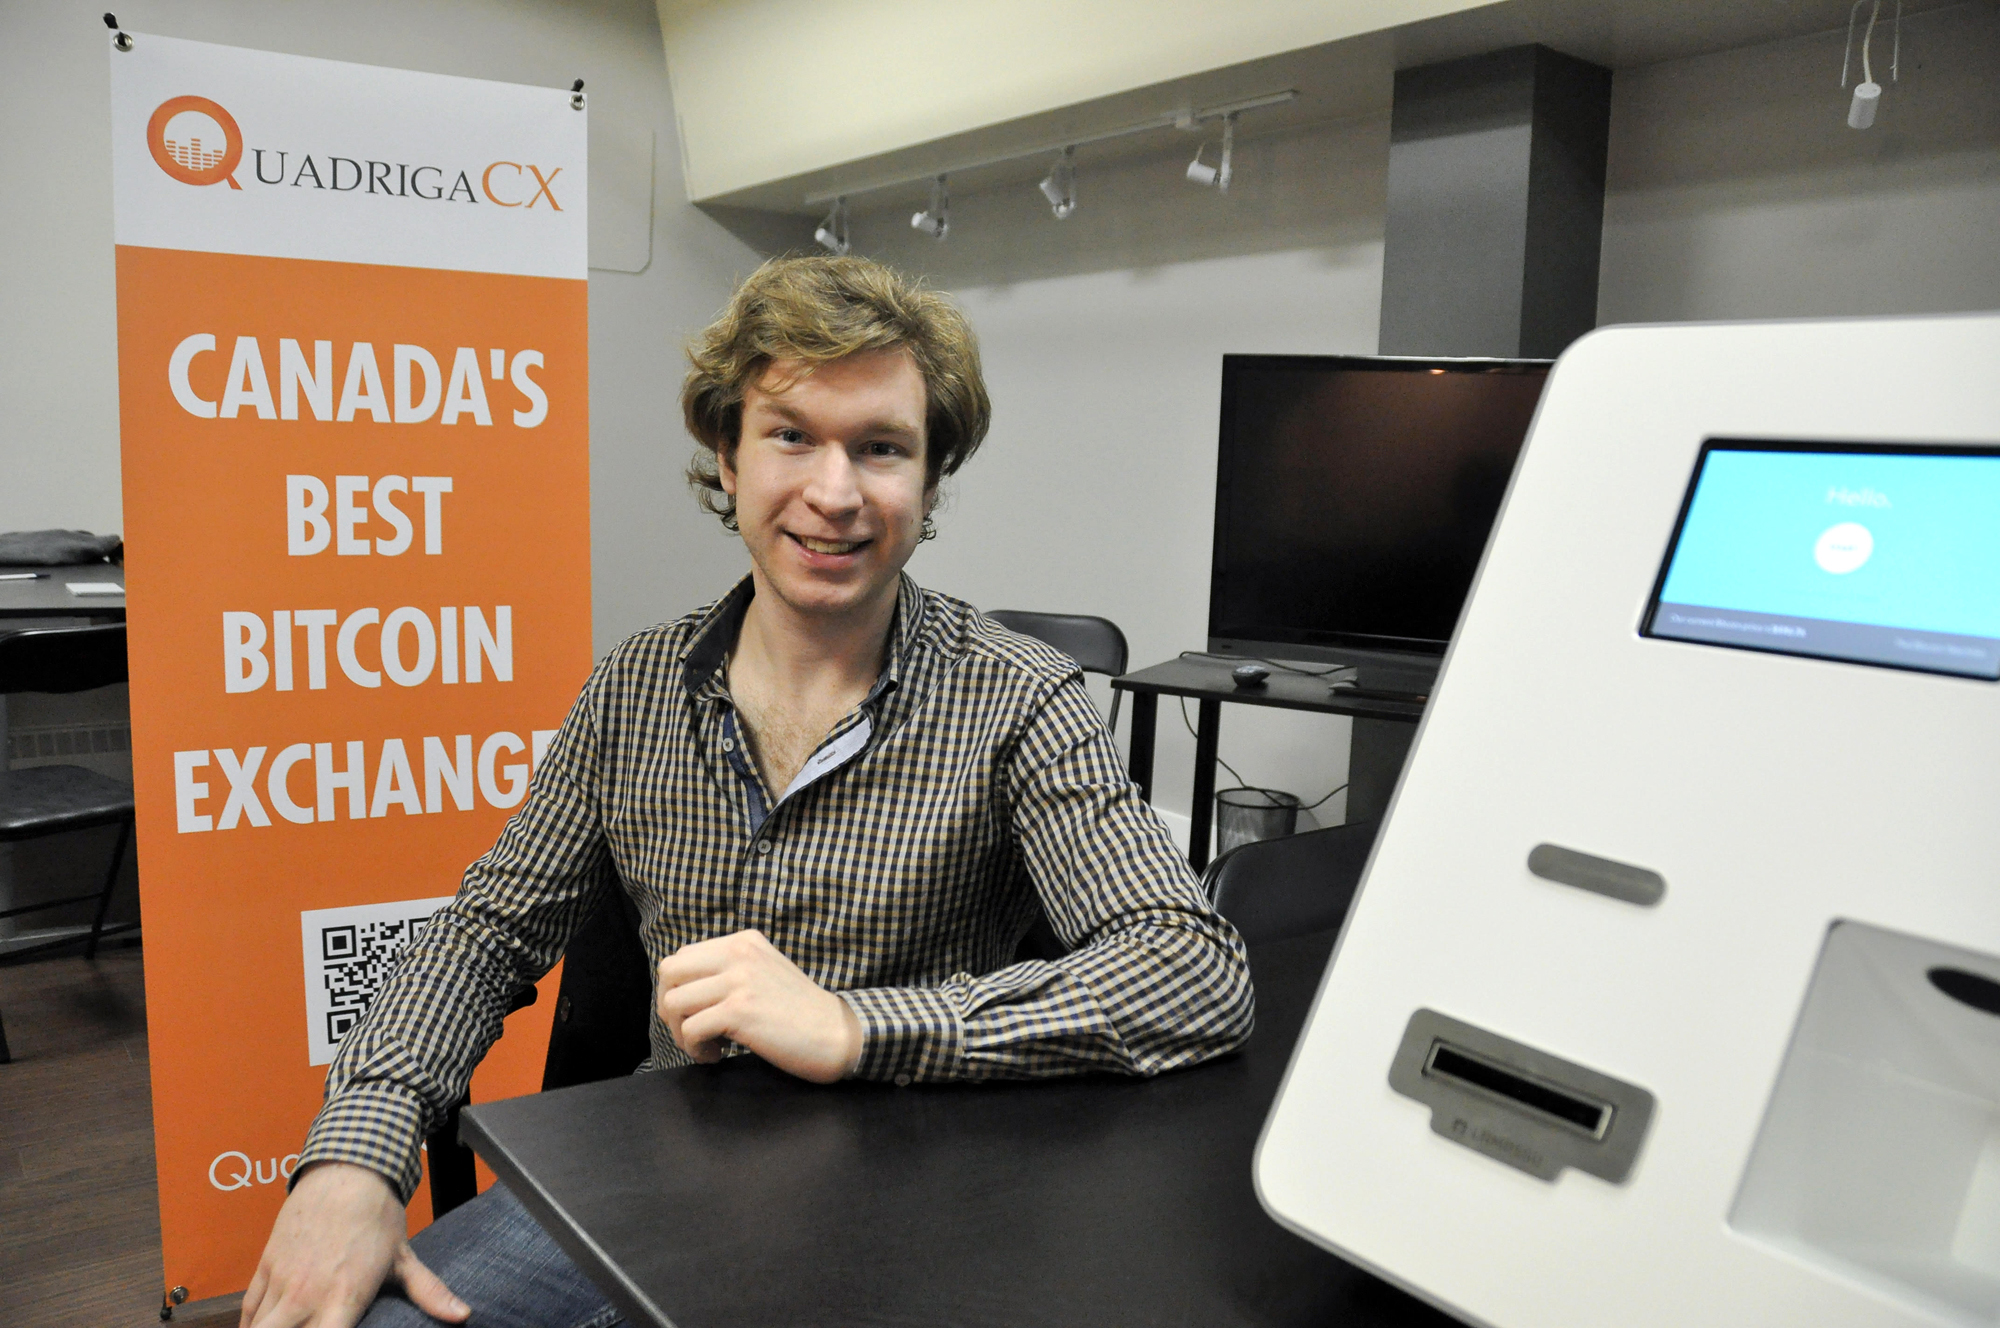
[1379,44,1612,359]
[1340,45,1610,828]
[1345,717,1417,829]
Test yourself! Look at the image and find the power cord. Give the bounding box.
[1178,697,1249,787]
[1177,697,1348,811]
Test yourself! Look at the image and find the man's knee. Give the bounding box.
[365,1184,619,1328]
[354,1287,436,1328]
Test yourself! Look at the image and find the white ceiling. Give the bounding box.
[693,0,1960,216]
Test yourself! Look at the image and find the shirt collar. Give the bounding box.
[679,572,926,703]
[680,575,756,698]
[879,573,924,696]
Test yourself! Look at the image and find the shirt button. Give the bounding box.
[755,839,772,855]
[893,1073,912,1088]
[721,738,735,752]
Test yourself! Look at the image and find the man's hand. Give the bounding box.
[241,1161,468,1328]
[656,929,863,1083]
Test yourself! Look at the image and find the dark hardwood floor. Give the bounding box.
[0,941,239,1327]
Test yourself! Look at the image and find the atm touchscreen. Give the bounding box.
[1644,440,2000,679]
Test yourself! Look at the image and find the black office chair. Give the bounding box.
[1198,821,1379,945]
[0,625,139,1065]
[426,884,654,1219]
[985,610,1130,737]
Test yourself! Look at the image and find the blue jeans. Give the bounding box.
[359,1183,622,1328]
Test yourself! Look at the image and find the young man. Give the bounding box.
[243,257,1252,1328]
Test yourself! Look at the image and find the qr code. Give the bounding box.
[300,896,455,1066]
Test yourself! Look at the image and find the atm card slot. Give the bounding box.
[1389,1009,1655,1184]
[1423,1042,1613,1139]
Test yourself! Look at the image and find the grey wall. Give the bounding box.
[1598,3,2000,323]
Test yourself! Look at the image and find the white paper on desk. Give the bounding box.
[66,582,124,596]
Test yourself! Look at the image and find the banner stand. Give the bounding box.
[110,31,592,1303]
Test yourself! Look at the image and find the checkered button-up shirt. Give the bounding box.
[300,574,1254,1202]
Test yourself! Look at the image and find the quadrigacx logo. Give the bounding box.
[147,96,566,209]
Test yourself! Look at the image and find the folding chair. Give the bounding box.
[0,624,138,1063]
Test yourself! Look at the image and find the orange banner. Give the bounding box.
[111,34,590,1303]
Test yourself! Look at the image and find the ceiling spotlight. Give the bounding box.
[1186,113,1236,191]
[910,175,950,240]
[1841,0,1901,130]
[813,196,850,255]
[1038,146,1077,220]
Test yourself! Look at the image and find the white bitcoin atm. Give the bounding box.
[1258,313,2000,1327]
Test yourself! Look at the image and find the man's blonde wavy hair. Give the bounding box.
[681,256,992,530]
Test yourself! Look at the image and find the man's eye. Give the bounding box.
[776,428,805,444]
[865,441,906,457]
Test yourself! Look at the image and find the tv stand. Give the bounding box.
[1113,652,1437,872]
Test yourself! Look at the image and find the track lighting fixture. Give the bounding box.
[801,88,1295,242]
[813,196,850,255]
[1841,0,1901,129]
[1186,113,1235,191]
[1038,146,1077,220]
[910,175,950,240]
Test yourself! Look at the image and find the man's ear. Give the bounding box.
[717,443,738,497]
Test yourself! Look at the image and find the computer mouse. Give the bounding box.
[1231,663,1270,688]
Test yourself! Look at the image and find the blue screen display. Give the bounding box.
[1647,443,2000,679]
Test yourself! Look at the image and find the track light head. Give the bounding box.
[1037,146,1077,220]
[813,196,850,255]
[1185,115,1235,191]
[910,174,950,240]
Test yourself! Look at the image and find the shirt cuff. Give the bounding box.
[840,986,964,1083]
[296,1085,429,1204]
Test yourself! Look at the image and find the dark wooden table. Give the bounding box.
[0,564,125,620]
[463,931,1456,1328]
[1112,654,1433,871]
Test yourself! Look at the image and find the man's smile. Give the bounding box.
[789,532,870,556]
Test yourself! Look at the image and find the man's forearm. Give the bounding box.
[971,672,1257,1083]
[842,909,1253,1083]
[297,715,618,1200]
[296,908,528,1201]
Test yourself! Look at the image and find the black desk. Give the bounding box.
[1113,655,1432,872]
[463,932,1453,1328]
[0,565,125,620]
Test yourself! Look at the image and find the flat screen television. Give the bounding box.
[1208,354,1550,662]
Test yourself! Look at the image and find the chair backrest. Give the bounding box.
[986,610,1128,678]
[542,884,656,1091]
[1201,821,1380,945]
[0,623,128,695]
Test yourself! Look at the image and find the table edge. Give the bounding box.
[458,1103,685,1328]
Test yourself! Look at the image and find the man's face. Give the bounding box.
[722,349,932,626]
